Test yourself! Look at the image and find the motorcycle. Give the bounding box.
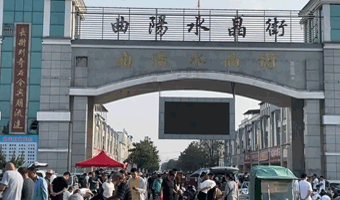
[182,185,197,200]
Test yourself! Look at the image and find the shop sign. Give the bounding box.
[251,152,258,162]
[259,149,269,162]
[244,153,251,163]
[270,146,281,163]
[11,24,30,133]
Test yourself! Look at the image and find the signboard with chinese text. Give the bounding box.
[259,149,269,162]
[0,135,38,166]
[270,146,282,163]
[251,152,259,162]
[11,24,30,134]
[244,153,251,164]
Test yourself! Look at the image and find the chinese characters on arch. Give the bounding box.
[116,51,277,69]
[110,14,288,39]
[11,24,30,133]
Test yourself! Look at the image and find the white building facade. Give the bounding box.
[92,105,132,163]
[226,102,292,173]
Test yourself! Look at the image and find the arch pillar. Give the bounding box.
[291,99,323,177]
[70,96,94,171]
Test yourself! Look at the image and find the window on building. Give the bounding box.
[283,108,287,120]
[277,127,281,146]
[282,126,287,144]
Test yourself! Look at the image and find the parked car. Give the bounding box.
[325,180,340,195]
[188,166,239,189]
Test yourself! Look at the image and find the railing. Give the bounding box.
[74,7,322,43]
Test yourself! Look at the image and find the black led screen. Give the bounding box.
[164,102,230,135]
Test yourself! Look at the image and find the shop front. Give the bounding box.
[238,154,244,172]
[259,149,270,165]
[270,146,282,165]
[251,152,259,167]
[282,145,289,168]
[244,153,251,172]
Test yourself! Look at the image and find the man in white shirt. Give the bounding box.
[319,176,326,191]
[102,174,115,200]
[197,173,216,200]
[312,174,319,190]
[300,173,313,200]
[0,162,24,200]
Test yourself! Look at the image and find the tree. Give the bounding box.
[177,141,207,172]
[161,159,178,171]
[199,140,224,167]
[125,136,160,172]
[0,151,25,168]
[9,152,25,168]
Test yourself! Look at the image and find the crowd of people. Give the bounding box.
[8,163,340,200]
[0,163,245,200]
[298,173,340,200]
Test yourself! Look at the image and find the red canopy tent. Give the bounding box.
[75,151,126,168]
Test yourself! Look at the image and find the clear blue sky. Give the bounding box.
[83,0,311,163]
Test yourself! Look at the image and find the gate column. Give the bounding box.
[304,100,323,176]
[291,99,323,177]
[323,45,340,180]
[70,96,94,171]
[291,99,305,177]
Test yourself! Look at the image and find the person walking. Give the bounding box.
[80,173,89,189]
[102,174,115,200]
[89,172,100,192]
[18,167,34,200]
[51,172,70,200]
[160,171,175,200]
[319,176,326,191]
[107,172,132,200]
[152,175,162,199]
[299,173,313,200]
[45,170,54,199]
[147,173,156,200]
[128,168,147,200]
[0,162,24,200]
[312,174,319,191]
[27,167,49,200]
[222,173,238,200]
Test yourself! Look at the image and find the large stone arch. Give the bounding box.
[70,71,324,106]
[68,71,324,176]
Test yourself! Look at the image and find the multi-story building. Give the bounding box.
[92,104,132,163]
[226,102,292,173]
[117,129,133,163]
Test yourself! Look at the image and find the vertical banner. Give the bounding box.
[11,24,30,133]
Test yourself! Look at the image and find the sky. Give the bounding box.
[85,0,311,163]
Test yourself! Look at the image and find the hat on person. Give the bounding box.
[46,169,54,175]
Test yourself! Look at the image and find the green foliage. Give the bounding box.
[0,150,25,168]
[199,140,224,167]
[126,136,160,172]
[161,159,178,171]
[176,141,208,172]
[176,140,224,172]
